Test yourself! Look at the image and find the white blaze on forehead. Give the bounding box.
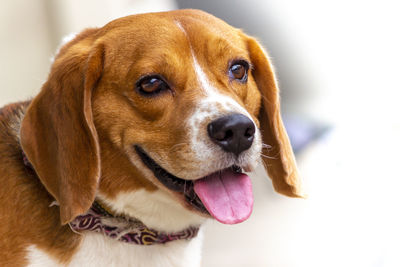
[174,21,252,119]
[175,20,186,33]
[191,54,253,117]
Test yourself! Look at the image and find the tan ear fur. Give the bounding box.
[20,30,104,224]
[246,37,304,198]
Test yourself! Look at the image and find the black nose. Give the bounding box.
[207,114,255,156]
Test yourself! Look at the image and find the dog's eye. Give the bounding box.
[229,61,249,82]
[137,76,169,95]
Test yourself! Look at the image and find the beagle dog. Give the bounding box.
[0,9,303,267]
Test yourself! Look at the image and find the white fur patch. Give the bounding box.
[26,245,61,267]
[26,230,203,267]
[69,232,203,267]
[175,21,186,34]
[98,189,205,233]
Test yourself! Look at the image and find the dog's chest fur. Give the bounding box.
[26,232,203,267]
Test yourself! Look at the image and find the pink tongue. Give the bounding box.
[193,169,253,224]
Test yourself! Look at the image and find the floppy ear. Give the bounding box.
[20,31,104,224]
[246,37,304,198]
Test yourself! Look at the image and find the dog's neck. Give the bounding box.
[22,150,200,245]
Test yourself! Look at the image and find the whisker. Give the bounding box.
[262,143,272,149]
[260,153,277,159]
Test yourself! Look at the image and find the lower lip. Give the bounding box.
[134,145,209,214]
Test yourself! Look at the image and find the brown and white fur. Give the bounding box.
[0,9,303,267]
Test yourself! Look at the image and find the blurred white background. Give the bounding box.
[1,1,400,266]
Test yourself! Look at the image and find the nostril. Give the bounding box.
[221,129,233,141]
[211,128,233,142]
[244,127,255,138]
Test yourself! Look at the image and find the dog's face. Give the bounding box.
[20,10,303,231]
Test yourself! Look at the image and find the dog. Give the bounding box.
[0,9,303,267]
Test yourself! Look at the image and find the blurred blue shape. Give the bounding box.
[284,116,330,154]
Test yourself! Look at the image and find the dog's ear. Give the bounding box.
[246,36,304,198]
[20,30,104,224]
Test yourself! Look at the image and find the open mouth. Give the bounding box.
[135,145,254,224]
[135,145,208,213]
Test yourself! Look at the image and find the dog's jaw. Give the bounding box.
[96,147,206,233]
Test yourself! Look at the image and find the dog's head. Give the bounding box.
[20,10,303,231]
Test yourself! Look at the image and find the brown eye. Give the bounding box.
[229,61,249,82]
[137,75,169,95]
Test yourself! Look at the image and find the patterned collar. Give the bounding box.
[69,201,199,245]
[22,151,199,245]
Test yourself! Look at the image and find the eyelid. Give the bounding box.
[230,59,250,70]
[136,74,167,87]
[135,74,174,97]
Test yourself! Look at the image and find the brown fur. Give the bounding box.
[0,103,81,266]
[0,9,302,265]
